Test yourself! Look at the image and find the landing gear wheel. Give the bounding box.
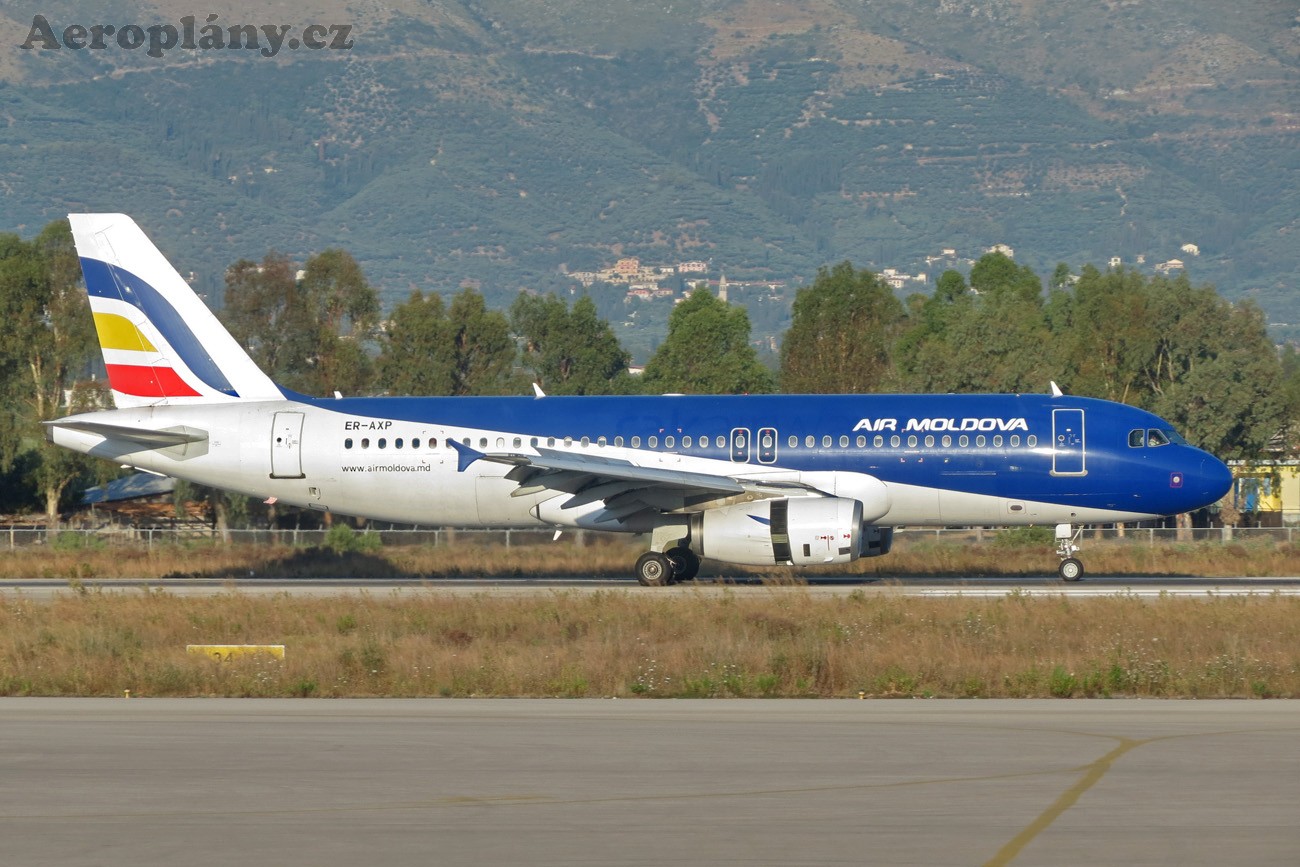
[1058,558,1084,582]
[635,552,672,587]
[664,547,700,582]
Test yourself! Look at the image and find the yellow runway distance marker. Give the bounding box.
[187,644,286,661]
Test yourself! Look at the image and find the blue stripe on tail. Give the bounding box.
[81,257,238,397]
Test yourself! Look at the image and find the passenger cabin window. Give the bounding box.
[1147,429,1170,447]
[682,436,692,448]
[789,435,799,448]
[614,436,624,447]
[632,436,641,448]
[362,438,370,449]
[345,438,354,449]
[412,438,420,449]
[648,436,658,448]
[379,438,388,449]
[806,435,815,448]
[664,436,675,448]
[874,435,884,448]
[822,435,832,448]
[1129,429,1145,448]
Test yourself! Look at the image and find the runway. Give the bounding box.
[2,698,1297,866]
[5,574,1300,598]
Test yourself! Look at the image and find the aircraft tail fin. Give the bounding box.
[68,213,282,408]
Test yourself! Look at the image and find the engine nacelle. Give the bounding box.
[695,497,863,566]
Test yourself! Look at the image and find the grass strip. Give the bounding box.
[2,589,1297,698]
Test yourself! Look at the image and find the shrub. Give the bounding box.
[322,524,383,555]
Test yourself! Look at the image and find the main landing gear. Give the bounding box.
[634,545,700,586]
[1055,523,1084,581]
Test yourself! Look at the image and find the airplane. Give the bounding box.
[47,213,1233,584]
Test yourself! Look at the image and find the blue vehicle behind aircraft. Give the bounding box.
[48,214,1233,583]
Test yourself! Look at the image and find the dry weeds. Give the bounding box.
[2,589,1297,699]
[5,532,1300,582]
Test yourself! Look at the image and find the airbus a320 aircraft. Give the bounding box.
[48,214,1233,584]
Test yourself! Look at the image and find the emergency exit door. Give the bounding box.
[271,411,305,479]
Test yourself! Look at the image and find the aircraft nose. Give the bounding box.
[1198,456,1233,504]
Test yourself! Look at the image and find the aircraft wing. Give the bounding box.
[449,440,811,523]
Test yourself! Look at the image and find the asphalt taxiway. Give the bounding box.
[2,698,1297,866]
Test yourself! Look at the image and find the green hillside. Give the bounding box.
[2,0,1296,354]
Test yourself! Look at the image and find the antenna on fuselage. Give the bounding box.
[532,383,546,398]
[1049,381,1064,397]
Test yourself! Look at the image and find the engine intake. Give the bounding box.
[695,497,863,566]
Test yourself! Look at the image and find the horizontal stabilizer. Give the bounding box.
[44,419,208,449]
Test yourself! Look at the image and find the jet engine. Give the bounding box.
[694,497,863,566]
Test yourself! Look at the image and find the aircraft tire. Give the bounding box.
[635,552,672,587]
[1058,558,1084,582]
[665,547,700,582]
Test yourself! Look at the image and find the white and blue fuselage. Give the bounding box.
[48,214,1233,583]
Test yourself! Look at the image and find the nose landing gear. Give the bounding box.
[1055,523,1084,581]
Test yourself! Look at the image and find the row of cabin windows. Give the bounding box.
[343,433,1039,451]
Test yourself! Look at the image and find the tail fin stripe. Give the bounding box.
[104,363,203,399]
[80,257,238,397]
[92,312,157,353]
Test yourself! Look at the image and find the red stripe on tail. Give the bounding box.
[105,364,202,399]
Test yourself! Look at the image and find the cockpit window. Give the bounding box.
[1128,429,1145,448]
[1146,429,1170,447]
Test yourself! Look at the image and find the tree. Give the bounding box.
[641,289,775,394]
[221,248,379,396]
[376,288,521,396]
[896,257,1052,394]
[447,289,521,396]
[511,293,632,394]
[1046,266,1157,403]
[1145,291,1284,459]
[377,291,456,396]
[300,249,380,396]
[0,220,111,521]
[1046,267,1285,458]
[969,251,1044,303]
[779,262,903,393]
